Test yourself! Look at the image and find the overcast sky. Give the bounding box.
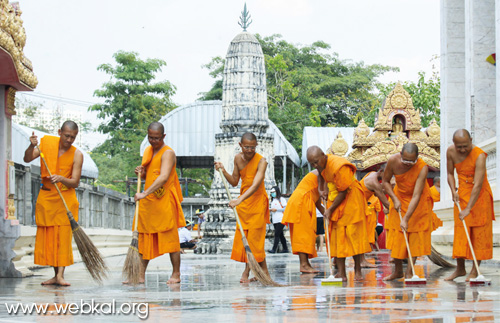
[15,0,440,147]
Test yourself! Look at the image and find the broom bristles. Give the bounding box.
[122,231,143,285]
[428,245,456,268]
[69,213,108,283]
[241,236,284,287]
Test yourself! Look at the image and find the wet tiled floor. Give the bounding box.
[0,250,499,322]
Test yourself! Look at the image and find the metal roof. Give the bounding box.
[301,126,370,167]
[140,100,301,167]
[12,123,99,179]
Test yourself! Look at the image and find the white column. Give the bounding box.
[465,0,496,143]
[440,0,467,204]
[496,0,500,199]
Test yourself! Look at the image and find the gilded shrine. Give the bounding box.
[328,83,440,171]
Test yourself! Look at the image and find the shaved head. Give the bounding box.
[453,129,471,141]
[433,176,440,185]
[401,143,418,156]
[306,145,324,160]
[241,132,257,143]
[148,122,165,134]
[61,120,78,132]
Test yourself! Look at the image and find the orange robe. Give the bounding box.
[360,172,378,244]
[136,145,186,260]
[322,155,370,258]
[429,185,440,202]
[386,159,434,259]
[366,195,381,244]
[282,172,319,258]
[453,147,495,260]
[231,153,270,263]
[35,136,79,267]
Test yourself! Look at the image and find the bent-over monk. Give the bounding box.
[307,146,371,281]
[382,143,435,281]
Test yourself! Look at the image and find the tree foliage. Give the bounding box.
[89,51,177,191]
[199,34,397,150]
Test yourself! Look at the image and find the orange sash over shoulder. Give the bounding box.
[455,147,495,227]
[36,135,79,226]
[282,172,319,224]
[236,153,270,229]
[387,159,434,233]
[137,145,185,233]
[321,154,365,225]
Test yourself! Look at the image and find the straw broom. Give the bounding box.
[122,173,143,285]
[37,147,108,283]
[218,169,283,287]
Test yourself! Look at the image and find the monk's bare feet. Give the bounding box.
[300,265,320,273]
[465,272,478,282]
[361,260,377,268]
[56,277,71,286]
[240,277,257,283]
[444,268,467,281]
[334,273,348,282]
[167,273,181,284]
[383,272,404,281]
[354,271,363,281]
[41,277,57,286]
[122,279,145,285]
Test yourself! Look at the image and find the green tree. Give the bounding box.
[199,34,397,151]
[373,71,440,127]
[89,51,177,191]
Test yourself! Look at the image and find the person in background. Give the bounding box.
[316,207,325,252]
[196,209,206,239]
[268,186,289,253]
[179,221,197,253]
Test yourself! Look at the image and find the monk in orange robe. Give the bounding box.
[282,170,324,273]
[307,146,371,281]
[133,122,186,284]
[382,143,435,281]
[359,166,391,267]
[445,129,495,281]
[24,121,83,286]
[215,132,270,283]
[429,176,440,202]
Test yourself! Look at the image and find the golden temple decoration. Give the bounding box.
[327,132,349,156]
[6,160,16,220]
[0,1,37,89]
[342,83,440,171]
[5,86,16,116]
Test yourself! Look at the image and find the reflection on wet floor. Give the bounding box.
[0,250,498,322]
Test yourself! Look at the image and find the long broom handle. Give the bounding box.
[217,169,247,240]
[36,146,71,214]
[322,199,334,277]
[133,172,142,232]
[398,210,417,277]
[455,202,482,276]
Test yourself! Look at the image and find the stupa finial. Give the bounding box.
[238,3,252,31]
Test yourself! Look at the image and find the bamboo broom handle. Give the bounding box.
[218,169,247,238]
[133,172,142,232]
[398,210,417,277]
[455,202,482,276]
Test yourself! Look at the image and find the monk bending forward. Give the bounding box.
[382,143,435,281]
[24,121,83,286]
[307,146,371,281]
[215,132,270,283]
[133,122,186,284]
[282,170,323,273]
[445,129,495,282]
